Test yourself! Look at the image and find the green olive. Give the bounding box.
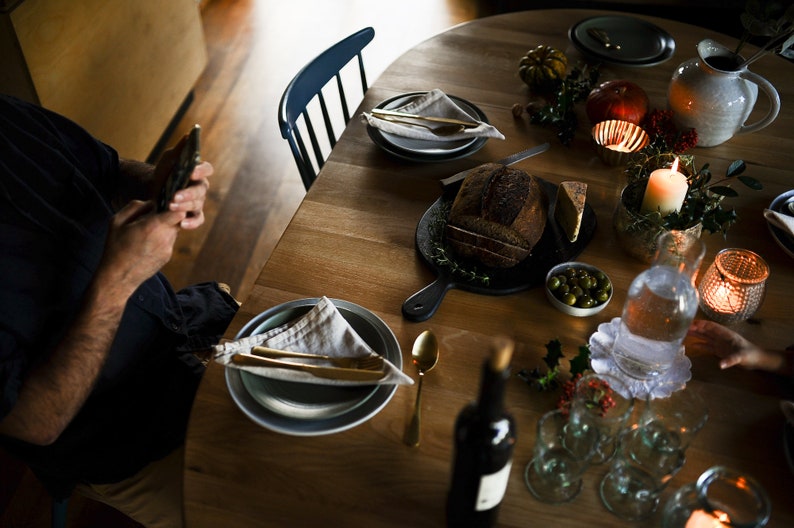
[562,292,577,306]
[594,289,610,303]
[577,294,595,308]
[547,276,561,291]
[570,286,584,298]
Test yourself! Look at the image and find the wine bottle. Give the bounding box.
[446,337,516,528]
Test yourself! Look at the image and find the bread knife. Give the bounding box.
[439,142,550,189]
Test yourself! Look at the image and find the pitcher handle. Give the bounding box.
[738,70,780,136]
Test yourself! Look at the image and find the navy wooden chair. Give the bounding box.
[278,27,375,190]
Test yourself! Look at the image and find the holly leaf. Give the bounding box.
[570,345,591,377]
[542,338,564,370]
[537,367,560,391]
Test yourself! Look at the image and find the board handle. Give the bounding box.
[401,277,454,322]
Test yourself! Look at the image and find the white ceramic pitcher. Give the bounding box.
[667,39,780,147]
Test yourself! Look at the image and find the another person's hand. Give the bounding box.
[687,319,792,374]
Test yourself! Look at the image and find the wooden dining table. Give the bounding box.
[184,9,794,527]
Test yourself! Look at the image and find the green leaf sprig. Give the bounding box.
[526,63,600,146]
[625,149,762,237]
[427,200,490,285]
[517,338,592,391]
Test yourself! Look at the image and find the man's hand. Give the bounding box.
[164,161,212,230]
[95,200,186,297]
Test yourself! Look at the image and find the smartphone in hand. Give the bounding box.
[157,124,201,212]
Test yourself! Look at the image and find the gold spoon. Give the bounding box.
[588,27,621,51]
[404,330,440,447]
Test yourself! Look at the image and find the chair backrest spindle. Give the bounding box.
[278,27,375,190]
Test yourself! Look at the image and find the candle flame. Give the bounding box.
[671,157,680,173]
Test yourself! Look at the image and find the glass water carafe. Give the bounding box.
[611,230,705,379]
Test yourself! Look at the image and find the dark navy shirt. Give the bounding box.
[0,95,238,497]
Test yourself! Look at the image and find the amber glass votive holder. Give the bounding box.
[592,120,649,166]
[697,249,769,325]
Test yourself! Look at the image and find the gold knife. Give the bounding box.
[371,108,480,128]
[232,353,385,382]
[251,346,384,370]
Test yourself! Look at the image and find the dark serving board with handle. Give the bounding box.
[401,179,597,321]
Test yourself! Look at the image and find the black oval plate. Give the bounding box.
[569,15,676,67]
[402,179,597,321]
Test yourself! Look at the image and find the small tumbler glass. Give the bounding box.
[524,409,597,503]
[698,248,769,325]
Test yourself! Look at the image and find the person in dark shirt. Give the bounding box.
[0,95,239,527]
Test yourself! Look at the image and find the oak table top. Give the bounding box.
[184,9,794,527]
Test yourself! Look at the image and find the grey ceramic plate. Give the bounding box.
[569,15,676,67]
[225,298,402,436]
[768,190,794,259]
[366,91,489,161]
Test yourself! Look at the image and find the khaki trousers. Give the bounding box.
[76,445,185,528]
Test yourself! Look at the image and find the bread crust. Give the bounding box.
[446,163,548,268]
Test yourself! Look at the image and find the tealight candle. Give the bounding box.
[641,157,688,216]
[606,143,633,152]
[685,509,730,528]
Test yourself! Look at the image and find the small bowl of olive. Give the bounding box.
[544,262,612,317]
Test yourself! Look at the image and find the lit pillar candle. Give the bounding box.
[641,158,689,216]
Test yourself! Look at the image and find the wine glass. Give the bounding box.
[524,409,597,503]
[568,372,634,464]
[600,380,708,520]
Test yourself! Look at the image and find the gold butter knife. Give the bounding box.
[371,108,480,128]
[232,353,385,382]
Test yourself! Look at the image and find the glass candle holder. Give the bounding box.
[661,466,771,528]
[698,249,769,325]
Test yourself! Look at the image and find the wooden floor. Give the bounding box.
[0,0,478,526]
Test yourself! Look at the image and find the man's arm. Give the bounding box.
[0,201,187,445]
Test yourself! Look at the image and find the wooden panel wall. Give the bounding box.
[2,0,207,160]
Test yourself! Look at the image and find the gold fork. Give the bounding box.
[251,346,384,370]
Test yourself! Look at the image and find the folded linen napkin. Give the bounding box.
[214,297,413,386]
[764,208,794,237]
[361,88,505,142]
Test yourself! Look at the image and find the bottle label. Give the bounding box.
[475,460,512,511]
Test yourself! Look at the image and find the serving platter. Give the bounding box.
[226,298,402,435]
[402,179,596,321]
